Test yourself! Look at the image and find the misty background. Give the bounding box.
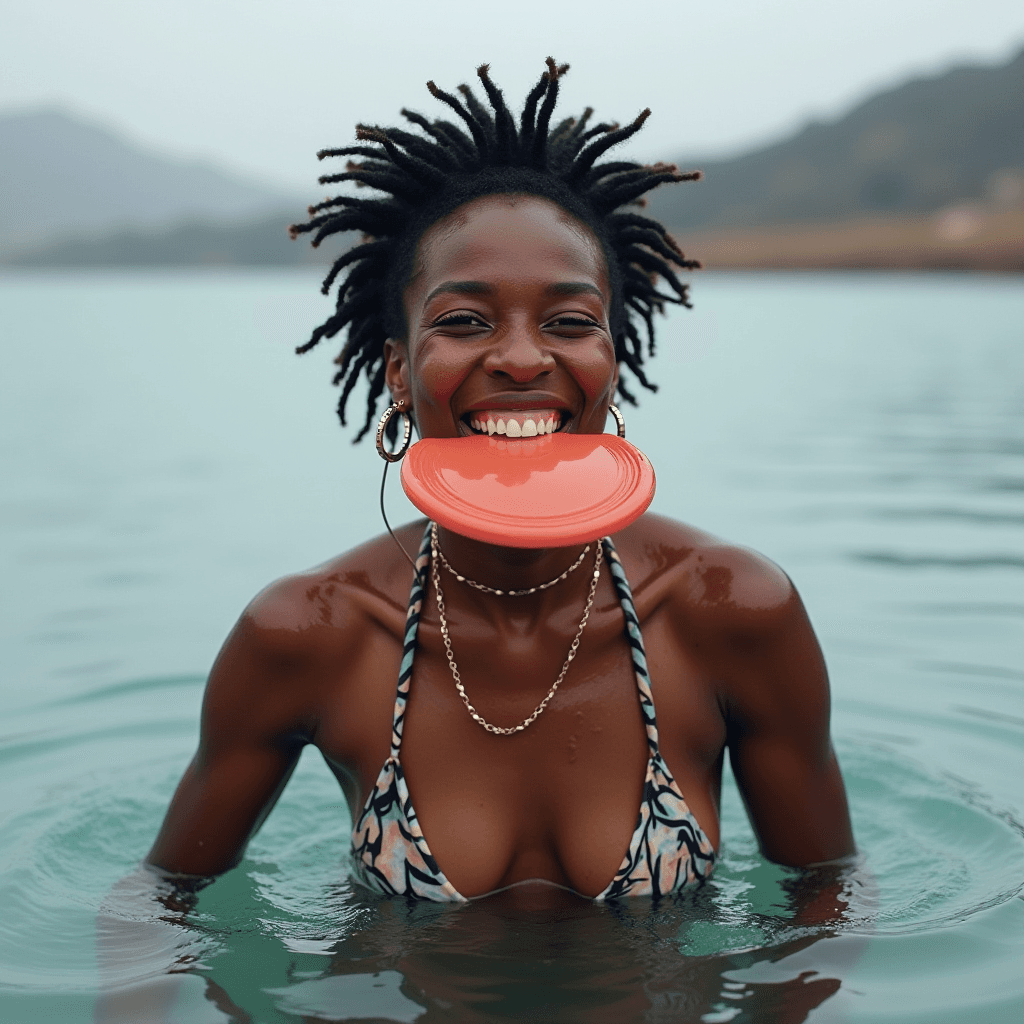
[1,0,1023,269]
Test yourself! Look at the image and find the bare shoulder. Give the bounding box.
[619,511,821,673]
[615,512,796,629]
[618,512,829,721]
[214,522,427,688]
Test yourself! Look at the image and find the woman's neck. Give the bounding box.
[433,523,597,598]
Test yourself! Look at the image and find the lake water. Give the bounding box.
[1,270,1022,1023]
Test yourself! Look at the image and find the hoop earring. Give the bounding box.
[608,403,626,439]
[376,400,413,463]
[377,399,416,570]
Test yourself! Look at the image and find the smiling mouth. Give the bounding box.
[465,409,567,437]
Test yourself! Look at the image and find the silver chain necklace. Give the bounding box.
[429,525,603,735]
[431,522,590,597]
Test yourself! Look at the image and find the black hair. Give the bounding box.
[290,58,700,441]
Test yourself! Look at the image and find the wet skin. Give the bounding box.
[147,195,855,898]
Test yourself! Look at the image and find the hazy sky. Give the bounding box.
[3,0,1022,192]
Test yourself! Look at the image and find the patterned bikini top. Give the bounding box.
[352,524,716,901]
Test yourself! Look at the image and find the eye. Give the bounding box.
[545,315,602,332]
[433,311,490,329]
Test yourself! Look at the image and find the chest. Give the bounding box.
[319,589,725,897]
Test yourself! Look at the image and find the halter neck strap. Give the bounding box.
[600,536,661,757]
[387,525,433,761]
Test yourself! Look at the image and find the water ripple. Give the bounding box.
[850,551,1024,570]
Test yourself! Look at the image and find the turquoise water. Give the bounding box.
[1,270,1022,1022]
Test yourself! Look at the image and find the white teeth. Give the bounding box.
[468,410,563,437]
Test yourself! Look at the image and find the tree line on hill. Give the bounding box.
[3,47,1021,269]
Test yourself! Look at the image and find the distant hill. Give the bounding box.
[0,109,303,258]
[8,211,328,267]
[648,47,1024,230]
[5,48,1022,270]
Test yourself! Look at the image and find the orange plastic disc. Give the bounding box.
[400,433,656,548]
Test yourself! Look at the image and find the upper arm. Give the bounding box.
[146,580,330,876]
[687,546,855,866]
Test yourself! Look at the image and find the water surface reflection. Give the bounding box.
[99,872,866,1024]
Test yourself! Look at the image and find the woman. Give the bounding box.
[146,59,855,901]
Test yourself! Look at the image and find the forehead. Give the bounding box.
[409,194,610,302]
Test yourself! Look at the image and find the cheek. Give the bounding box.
[408,340,474,411]
[568,341,618,401]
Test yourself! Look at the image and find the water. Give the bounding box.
[1,270,1022,1023]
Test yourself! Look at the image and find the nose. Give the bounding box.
[482,325,556,383]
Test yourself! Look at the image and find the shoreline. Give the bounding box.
[673,209,1024,273]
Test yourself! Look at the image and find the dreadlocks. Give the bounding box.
[290,58,700,441]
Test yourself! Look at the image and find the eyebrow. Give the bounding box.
[424,280,604,304]
[424,281,493,304]
[545,282,604,298]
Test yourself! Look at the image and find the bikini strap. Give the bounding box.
[601,537,661,758]
[389,523,434,760]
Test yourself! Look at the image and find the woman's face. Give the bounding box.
[384,194,618,441]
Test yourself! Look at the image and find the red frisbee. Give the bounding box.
[400,433,656,548]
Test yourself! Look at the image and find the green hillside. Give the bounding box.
[6,48,1021,267]
[647,48,1024,229]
